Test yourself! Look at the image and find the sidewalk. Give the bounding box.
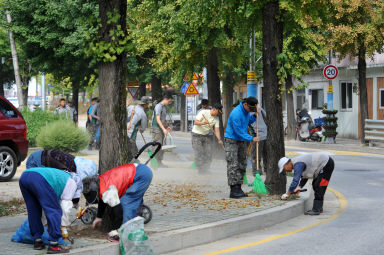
[0,137,313,254]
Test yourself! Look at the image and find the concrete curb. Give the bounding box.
[70,189,313,255]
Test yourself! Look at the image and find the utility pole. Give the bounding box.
[247,30,257,98]
[6,10,24,108]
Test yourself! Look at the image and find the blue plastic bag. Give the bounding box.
[11,219,66,245]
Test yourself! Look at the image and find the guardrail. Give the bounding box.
[364,119,384,146]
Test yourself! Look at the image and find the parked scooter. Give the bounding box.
[296,110,324,142]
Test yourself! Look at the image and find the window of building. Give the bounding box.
[380,89,384,109]
[311,89,324,109]
[341,82,353,110]
[296,89,305,109]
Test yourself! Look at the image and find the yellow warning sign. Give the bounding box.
[247,70,257,83]
[192,72,199,81]
[185,83,199,95]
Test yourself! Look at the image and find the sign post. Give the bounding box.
[247,70,257,98]
[323,64,338,110]
[184,79,199,131]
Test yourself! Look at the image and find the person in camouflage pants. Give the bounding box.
[224,138,248,185]
[224,97,259,199]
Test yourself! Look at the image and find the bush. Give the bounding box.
[19,108,63,146]
[36,120,90,153]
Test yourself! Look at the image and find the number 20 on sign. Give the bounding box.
[323,65,338,80]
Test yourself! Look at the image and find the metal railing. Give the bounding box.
[364,119,384,146]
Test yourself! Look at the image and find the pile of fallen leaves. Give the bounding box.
[0,199,26,216]
[147,183,263,212]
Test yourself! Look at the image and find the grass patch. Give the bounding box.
[0,199,26,217]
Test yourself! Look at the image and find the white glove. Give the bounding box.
[108,230,119,237]
[281,193,289,200]
[93,217,102,229]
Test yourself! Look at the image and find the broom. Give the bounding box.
[252,114,268,194]
[244,141,253,185]
[140,132,159,170]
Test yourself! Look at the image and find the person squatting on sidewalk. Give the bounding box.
[82,163,153,242]
[249,104,267,176]
[19,167,83,253]
[279,152,335,215]
[191,103,223,173]
[224,97,260,199]
[151,92,173,167]
[127,96,151,158]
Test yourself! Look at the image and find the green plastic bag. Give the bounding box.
[119,217,155,255]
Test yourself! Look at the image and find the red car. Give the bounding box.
[0,96,28,181]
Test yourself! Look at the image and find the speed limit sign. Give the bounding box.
[323,65,338,80]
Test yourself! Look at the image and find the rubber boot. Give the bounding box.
[305,200,323,215]
[230,185,248,199]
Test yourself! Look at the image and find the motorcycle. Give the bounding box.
[296,111,324,142]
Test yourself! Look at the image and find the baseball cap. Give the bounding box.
[278,157,290,173]
[212,103,223,114]
[245,97,258,111]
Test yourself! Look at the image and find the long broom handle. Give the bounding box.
[256,112,259,169]
[140,131,147,144]
[202,114,225,150]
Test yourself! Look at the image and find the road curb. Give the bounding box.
[70,190,312,255]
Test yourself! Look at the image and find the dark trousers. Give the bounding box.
[19,172,62,242]
[225,138,248,186]
[312,157,335,210]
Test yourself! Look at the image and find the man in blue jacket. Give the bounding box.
[225,97,260,198]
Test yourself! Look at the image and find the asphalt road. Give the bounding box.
[166,149,384,255]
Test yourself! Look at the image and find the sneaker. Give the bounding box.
[33,239,45,250]
[304,209,321,216]
[108,235,120,242]
[47,244,70,254]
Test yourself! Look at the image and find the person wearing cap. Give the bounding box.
[224,97,260,199]
[151,92,173,167]
[67,100,78,125]
[249,104,267,176]
[278,152,335,215]
[127,96,151,158]
[191,103,223,173]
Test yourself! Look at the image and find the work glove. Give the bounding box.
[61,226,68,239]
[294,187,302,194]
[92,217,102,229]
[281,193,289,200]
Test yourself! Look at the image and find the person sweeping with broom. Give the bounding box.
[278,152,335,215]
[224,97,259,199]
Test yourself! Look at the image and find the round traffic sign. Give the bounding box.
[323,65,338,80]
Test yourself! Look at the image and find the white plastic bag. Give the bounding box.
[119,217,155,255]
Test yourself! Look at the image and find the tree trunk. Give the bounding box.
[82,90,86,103]
[6,11,24,108]
[180,93,186,132]
[0,84,4,97]
[139,81,146,98]
[21,76,29,107]
[98,0,130,174]
[262,0,286,195]
[151,75,162,102]
[72,85,79,123]
[224,81,234,128]
[358,47,368,144]
[206,48,221,105]
[285,74,296,140]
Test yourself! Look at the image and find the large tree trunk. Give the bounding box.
[21,76,29,107]
[139,81,146,98]
[180,93,186,132]
[207,48,221,105]
[285,74,296,140]
[151,75,162,102]
[262,0,286,195]
[72,85,79,123]
[0,84,4,97]
[98,0,130,174]
[207,47,224,157]
[6,11,24,108]
[358,47,368,144]
[224,81,234,128]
